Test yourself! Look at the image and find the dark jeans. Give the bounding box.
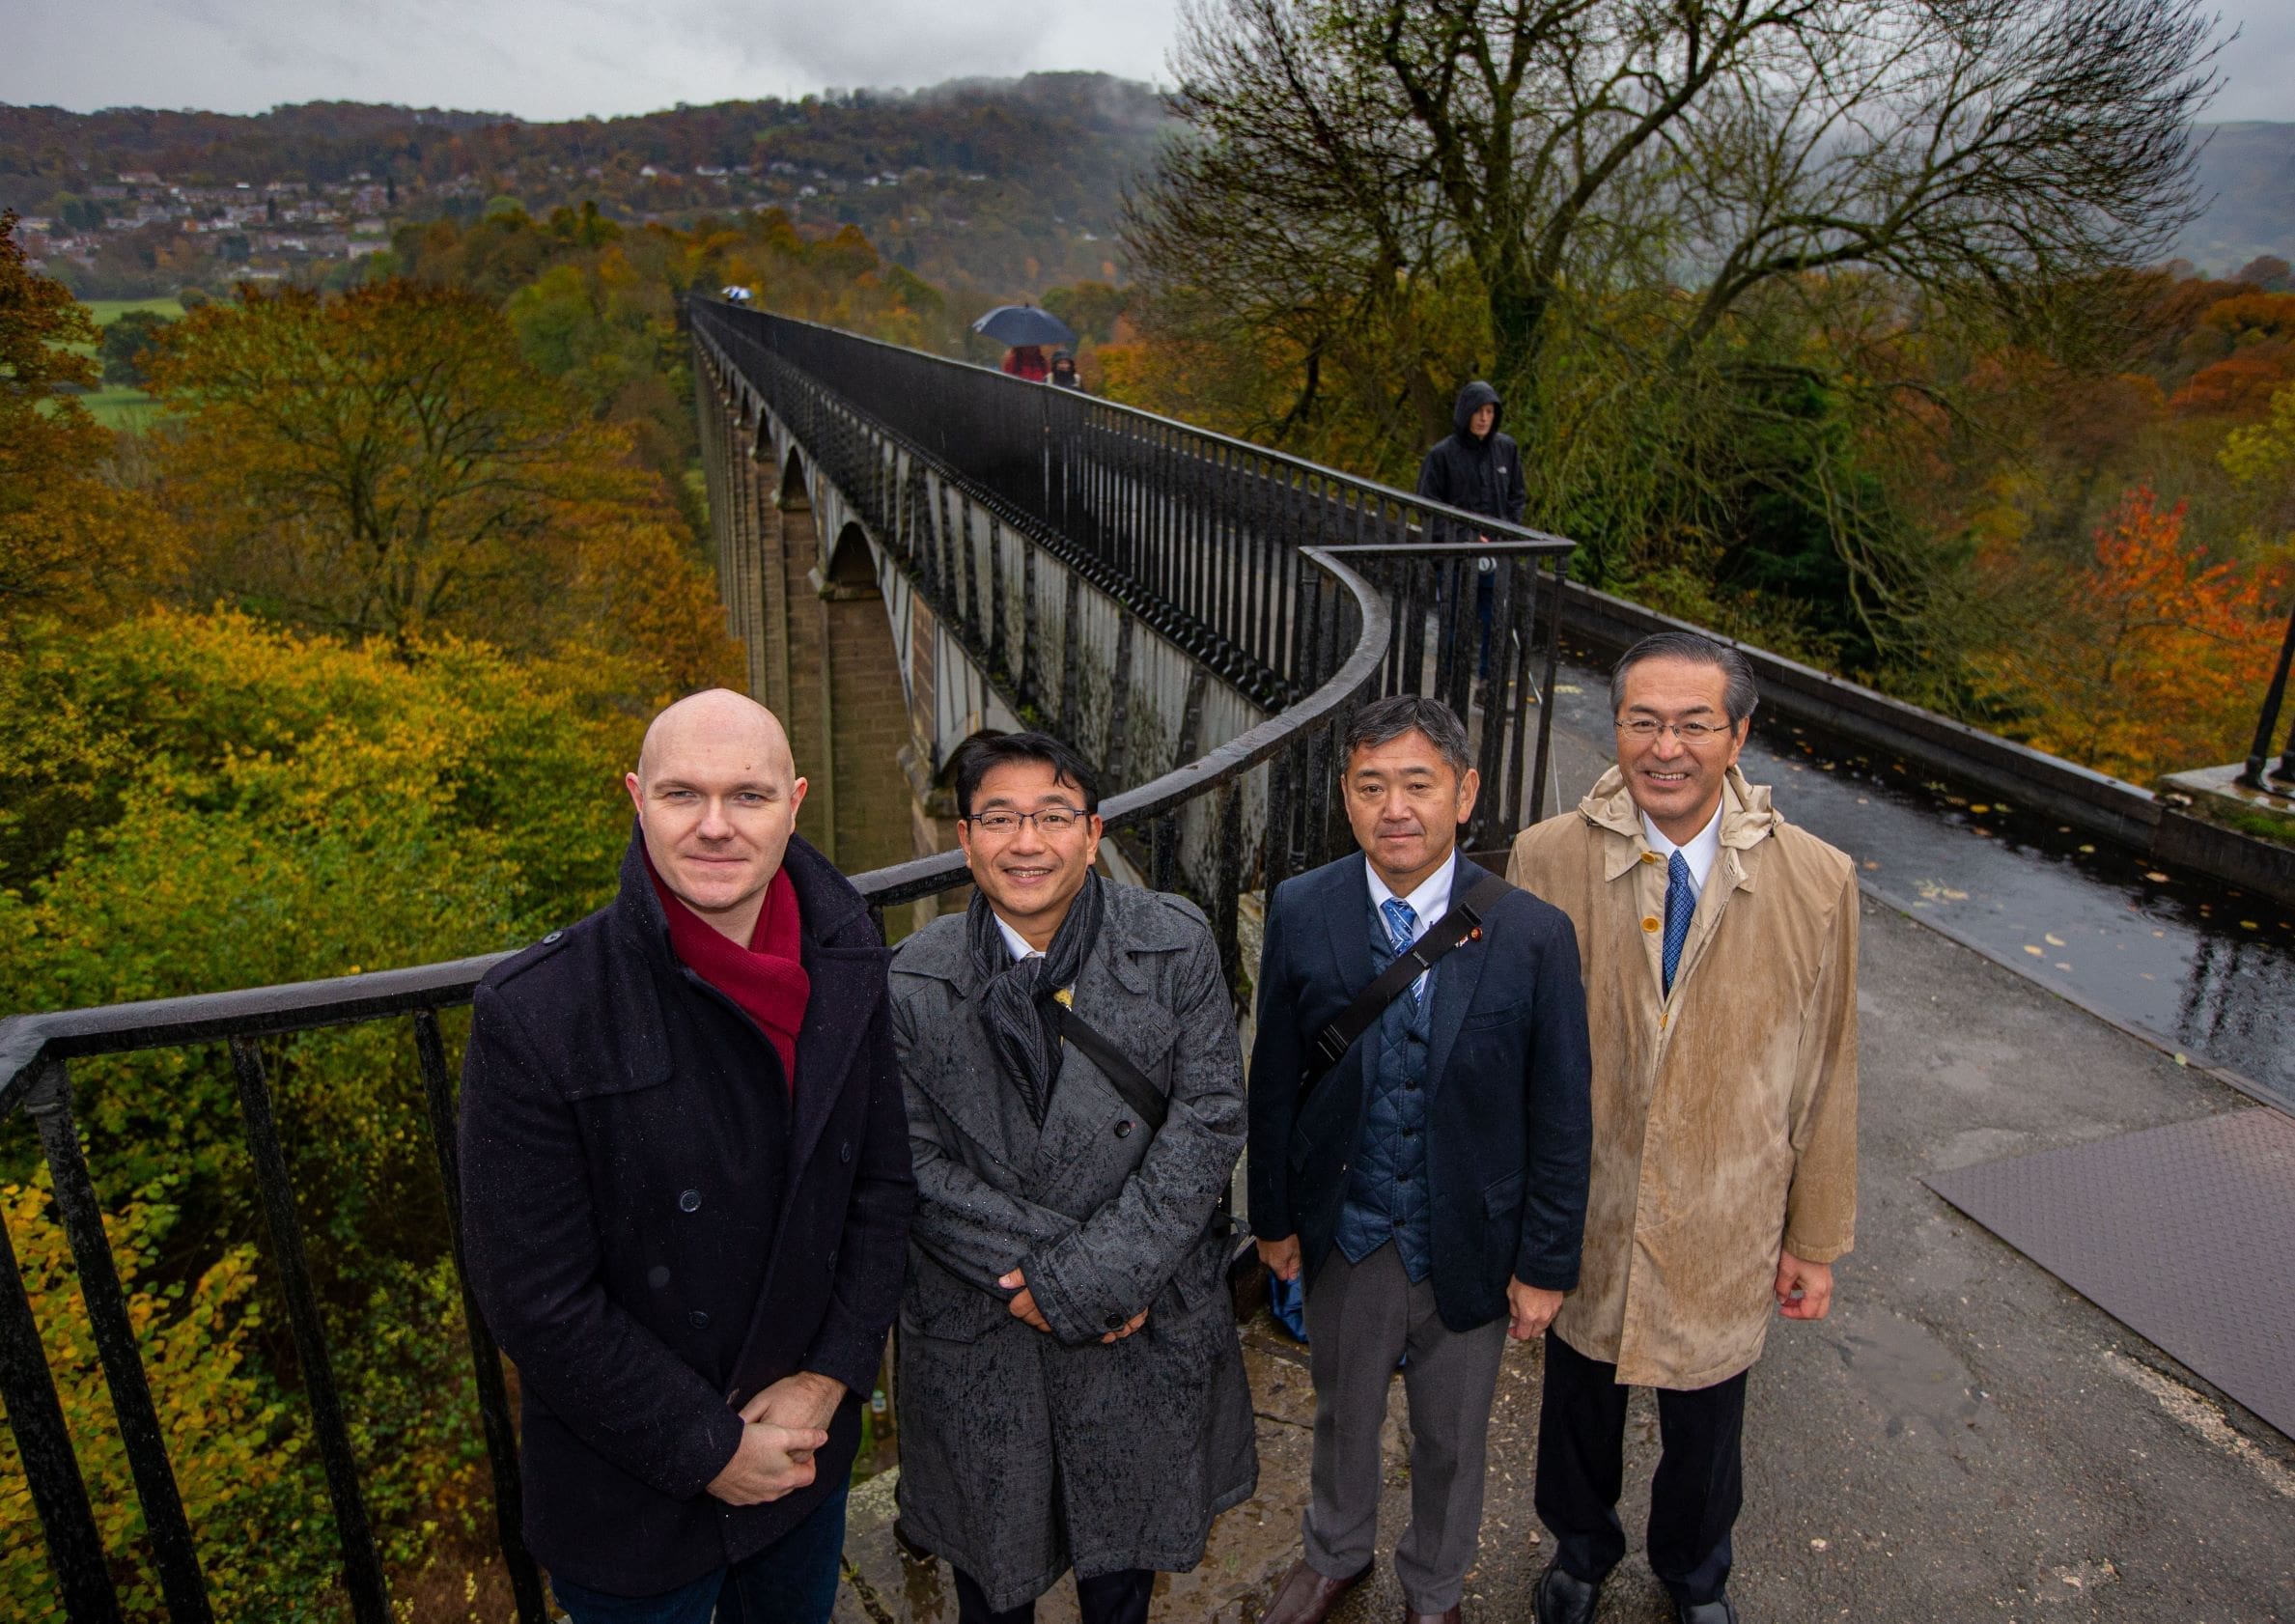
[551,1483,850,1624]
[953,1564,1153,1624]
[1533,1330,1747,1608]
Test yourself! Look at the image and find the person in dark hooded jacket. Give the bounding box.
[1416,381,1526,533]
[1417,381,1527,676]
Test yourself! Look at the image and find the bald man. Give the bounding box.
[460,688,915,1624]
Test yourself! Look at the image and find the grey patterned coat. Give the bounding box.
[888,885,1257,1610]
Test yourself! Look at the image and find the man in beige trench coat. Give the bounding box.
[1507,631,1859,1624]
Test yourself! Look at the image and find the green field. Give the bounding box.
[83,295,189,326]
[62,297,188,429]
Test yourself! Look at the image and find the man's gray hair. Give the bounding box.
[1342,694,1474,777]
[1609,631,1760,725]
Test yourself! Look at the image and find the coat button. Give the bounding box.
[1105,1313,1126,1330]
[839,1141,854,1164]
[647,1265,671,1290]
[1641,916,1661,932]
[688,1309,711,1330]
[1114,1120,1134,1138]
[679,1189,703,1214]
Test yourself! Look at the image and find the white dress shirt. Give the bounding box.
[1640,800,1724,901]
[994,912,1040,963]
[1366,853,1456,997]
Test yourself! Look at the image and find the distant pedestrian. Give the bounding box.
[1001,344,1050,382]
[1050,350,1085,390]
[1250,695,1592,1624]
[460,688,914,1624]
[1508,632,1859,1624]
[889,732,1256,1624]
[1415,382,1525,670]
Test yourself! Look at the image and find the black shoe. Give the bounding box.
[1531,1561,1600,1624]
[1672,1594,1738,1624]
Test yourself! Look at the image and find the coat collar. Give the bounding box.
[1579,764,1777,884]
[893,882,1200,1191]
[604,823,883,1173]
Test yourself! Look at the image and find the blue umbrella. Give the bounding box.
[971,304,1078,349]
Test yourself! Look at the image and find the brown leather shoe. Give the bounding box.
[1404,1610,1461,1624]
[1261,1556,1373,1624]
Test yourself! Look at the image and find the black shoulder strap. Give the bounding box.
[1301,870,1514,1096]
[1042,999,1168,1133]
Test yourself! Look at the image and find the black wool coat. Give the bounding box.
[459,829,914,1597]
[1246,852,1593,1331]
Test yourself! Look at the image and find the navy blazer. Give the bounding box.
[1246,851,1592,1331]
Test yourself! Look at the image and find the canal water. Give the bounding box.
[1532,662,2295,1112]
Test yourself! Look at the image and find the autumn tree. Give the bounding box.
[1136,0,2219,422]
[1971,487,2286,780]
[145,278,737,693]
[0,211,176,629]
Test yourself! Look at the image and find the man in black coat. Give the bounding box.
[1249,695,1592,1624]
[460,688,914,1624]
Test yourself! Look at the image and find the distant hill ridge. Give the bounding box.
[4,83,2288,284]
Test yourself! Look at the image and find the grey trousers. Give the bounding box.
[1301,1243,1510,1612]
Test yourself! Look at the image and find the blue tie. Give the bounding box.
[1381,897,1424,1004]
[1662,851,1694,997]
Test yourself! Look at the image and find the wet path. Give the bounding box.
[1534,662,2295,1111]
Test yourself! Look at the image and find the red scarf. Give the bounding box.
[647,856,811,1092]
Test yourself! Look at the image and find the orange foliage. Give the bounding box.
[2169,346,2295,415]
[1972,487,2287,781]
[2199,291,2295,341]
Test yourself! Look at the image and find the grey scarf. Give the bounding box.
[966,875,1106,1126]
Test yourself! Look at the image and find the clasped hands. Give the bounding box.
[1259,1234,1562,1341]
[998,1267,1148,1344]
[705,1370,844,1506]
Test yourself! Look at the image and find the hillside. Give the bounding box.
[2184,121,2295,272]
[0,75,1177,306]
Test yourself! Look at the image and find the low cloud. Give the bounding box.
[1,0,1182,120]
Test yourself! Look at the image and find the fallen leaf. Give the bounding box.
[1971,803,1991,814]
[2024,944,2045,957]
[2055,962,2072,971]
[2079,844,2097,854]
[2144,871,2169,882]
[2045,933,2066,946]
[1810,1538,1829,1552]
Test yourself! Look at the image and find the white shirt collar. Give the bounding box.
[1640,800,1724,899]
[1365,851,1456,939]
[993,911,1040,963]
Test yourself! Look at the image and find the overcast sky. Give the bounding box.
[4,1,2291,124]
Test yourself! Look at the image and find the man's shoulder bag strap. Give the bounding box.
[1300,870,1514,1102]
[1041,999,1168,1133]
[1044,991,1234,1236]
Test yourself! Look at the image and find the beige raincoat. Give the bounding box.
[1506,765,1858,1389]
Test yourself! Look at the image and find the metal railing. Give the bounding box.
[0,301,1574,1621]
[2241,598,2295,792]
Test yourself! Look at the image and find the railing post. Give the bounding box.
[0,1113,126,1624]
[409,1011,549,1624]
[25,1056,215,1624]
[2238,598,2295,791]
[1528,554,1568,828]
[227,1037,392,1624]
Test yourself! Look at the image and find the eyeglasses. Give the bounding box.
[1614,717,1734,742]
[964,806,1090,835]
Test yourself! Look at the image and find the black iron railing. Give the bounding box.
[2241,598,2295,792]
[1,301,1574,1621]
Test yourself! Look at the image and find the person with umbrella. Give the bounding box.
[975,304,1078,384]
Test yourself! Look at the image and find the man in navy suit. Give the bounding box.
[1249,695,1593,1624]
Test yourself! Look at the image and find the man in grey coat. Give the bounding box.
[889,731,1258,1624]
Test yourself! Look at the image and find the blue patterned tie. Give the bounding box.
[1662,851,1694,997]
[1381,897,1424,1003]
